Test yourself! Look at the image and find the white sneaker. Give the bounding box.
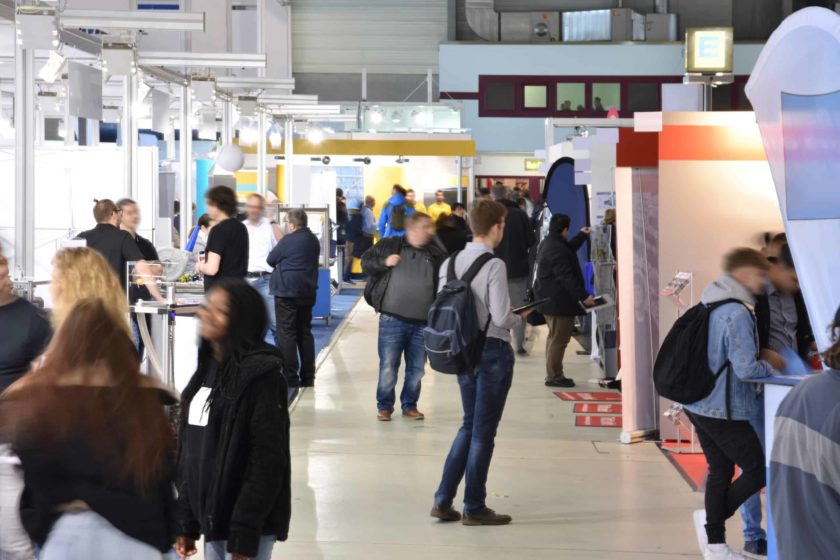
[693,509,709,552]
[704,543,747,560]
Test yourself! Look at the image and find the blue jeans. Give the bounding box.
[205,536,275,560]
[248,276,277,345]
[40,511,160,560]
[740,407,767,542]
[434,339,515,514]
[377,314,426,413]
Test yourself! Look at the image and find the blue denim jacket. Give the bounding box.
[684,275,773,421]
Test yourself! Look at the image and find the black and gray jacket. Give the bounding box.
[361,236,447,318]
[176,346,291,558]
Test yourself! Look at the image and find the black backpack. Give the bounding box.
[390,203,407,232]
[424,252,495,375]
[653,299,749,409]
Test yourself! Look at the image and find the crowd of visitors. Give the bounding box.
[8,176,826,560]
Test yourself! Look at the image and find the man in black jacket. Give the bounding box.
[361,213,447,422]
[535,214,594,388]
[491,184,536,355]
[267,209,322,388]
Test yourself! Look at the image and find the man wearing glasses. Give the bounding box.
[243,193,283,345]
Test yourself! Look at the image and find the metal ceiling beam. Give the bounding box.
[138,52,266,69]
[60,9,205,32]
[215,76,295,90]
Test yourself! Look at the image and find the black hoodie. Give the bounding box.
[494,199,536,279]
[176,346,291,557]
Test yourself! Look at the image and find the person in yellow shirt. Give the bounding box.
[406,189,427,215]
[427,189,452,223]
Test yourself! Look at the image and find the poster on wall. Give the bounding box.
[592,191,616,224]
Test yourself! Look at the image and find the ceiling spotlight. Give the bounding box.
[16,6,58,50]
[391,110,402,124]
[102,42,137,76]
[306,127,324,144]
[396,156,410,164]
[239,117,259,146]
[38,49,66,84]
[310,156,331,165]
[353,157,372,165]
[412,109,429,126]
[368,106,384,125]
[268,123,282,149]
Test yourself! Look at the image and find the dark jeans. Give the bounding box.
[434,339,515,514]
[275,297,316,386]
[686,411,766,545]
[376,314,426,413]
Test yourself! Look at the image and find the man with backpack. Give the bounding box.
[378,184,415,238]
[430,199,526,527]
[361,213,447,422]
[660,248,782,560]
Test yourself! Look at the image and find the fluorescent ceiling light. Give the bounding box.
[260,94,318,105]
[38,50,66,84]
[277,104,340,115]
[296,115,356,123]
[216,76,295,90]
[138,52,266,69]
[60,10,205,32]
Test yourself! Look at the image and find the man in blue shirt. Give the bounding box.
[378,185,415,238]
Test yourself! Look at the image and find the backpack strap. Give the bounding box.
[461,252,496,285]
[447,251,462,283]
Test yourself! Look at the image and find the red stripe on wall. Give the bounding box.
[659,125,766,161]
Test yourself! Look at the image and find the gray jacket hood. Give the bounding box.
[701,274,757,307]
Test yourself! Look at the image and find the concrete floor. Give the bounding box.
[205,300,755,559]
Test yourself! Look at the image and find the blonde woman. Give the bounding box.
[50,247,131,335]
[0,247,132,560]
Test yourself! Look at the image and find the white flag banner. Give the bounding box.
[746,6,840,351]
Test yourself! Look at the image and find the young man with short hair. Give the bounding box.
[684,248,783,560]
[405,188,427,215]
[428,189,452,223]
[267,208,321,387]
[196,186,249,290]
[431,200,526,526]
[378,184,415,239]
[362,213,447,421]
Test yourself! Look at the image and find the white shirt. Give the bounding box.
[243,217,277,273]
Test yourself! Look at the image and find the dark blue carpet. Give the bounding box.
[313,287,364,356]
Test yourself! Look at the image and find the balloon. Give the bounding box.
[215,144,245,172]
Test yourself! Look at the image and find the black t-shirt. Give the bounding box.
[183,359,224,525]
[129,233,159,304]
[77,224,144,286]
[0,299,52,395]
[204,218,249,291]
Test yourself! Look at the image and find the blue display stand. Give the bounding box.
[313,268,332,325]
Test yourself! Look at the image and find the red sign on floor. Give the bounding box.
[574,403,623,414]
[554,391,622,402]
[575,414,623,428]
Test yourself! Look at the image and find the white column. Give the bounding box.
[179,83,193,244]
[122,73,139,198]
[257,111,266,196]
[283,117,293,203]
[456,156,463,203]
[14,46,35,276]
[427,68,433,103]
[222,99,233,145]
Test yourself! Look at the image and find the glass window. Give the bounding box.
[592,83,621,112]
[628,83,659,112]
[523,85,547,109]
[484,82,515,111]
[556,83,585,112]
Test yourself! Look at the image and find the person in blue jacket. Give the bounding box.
[378,184,416,238]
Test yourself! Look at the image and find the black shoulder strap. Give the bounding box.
[447,251,461,283]
[462,253,496,285]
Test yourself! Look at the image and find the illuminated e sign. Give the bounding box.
[686,27,733,74]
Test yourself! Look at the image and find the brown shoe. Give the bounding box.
[462,508,512,526]
[430,505,462,522]
[402,409,425,420]
[377,410,392,422]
